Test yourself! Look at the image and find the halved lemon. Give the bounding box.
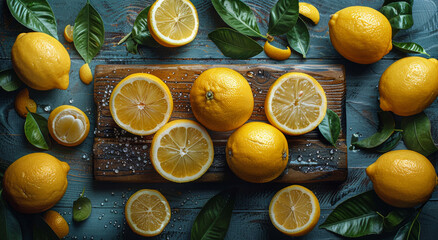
[299,2,320,25]
[151,119,214,183]
[148,0,199,47]
[265,72,327,135]
[264,41,291,61]
[109,73,173,136]
[125,189,171,237]
[269,185,320,236]
[48,105,90,146]
[64,25,74,43]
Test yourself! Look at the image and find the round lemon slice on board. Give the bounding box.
[148,0,199,47]
[125,189,171,237]
[269,185,320,236]
[265,72,327,135]
[48,105,90,146]
[151,119,214,183]
[109,73,173,136]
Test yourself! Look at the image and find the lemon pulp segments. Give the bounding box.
[151,120,214,183]
[53,110,87,143]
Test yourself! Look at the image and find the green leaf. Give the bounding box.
[374,131,402,153]
[32,215,59,240]
[401,112,438,156]
[0,194,22,240]
[131,6,160,47]
[0,69,22,92]
[6,0,58,39]
[392,41,430,57]
[383,208,415,232]
[208,28,263,59]
[380,2,413,30]
[394,208,422,240]
[73,0,105,63]
[320,191,391,237]
[125,36,138,54]
[268,0,299,36]
[191,189,236,240]
[286,17,309,58]
[24,112,50,150]
[353,112,395,149]
[318,109,341,147]
[211,0,264,38]
[73,190,91,222]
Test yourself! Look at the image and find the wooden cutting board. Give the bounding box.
[93,64,347,183]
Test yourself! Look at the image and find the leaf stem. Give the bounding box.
[117,32,132,45]
[266,34,274,42]
[81,187,85,197]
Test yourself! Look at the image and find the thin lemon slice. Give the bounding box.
[48,105,90,146]
[64,25,74,42]
[264,41,291,61]
[109,73,173,136]
[265,72,327,135]
[299,2,320,25]
[125,189,171,237]
[269,185,320,236]
[151,119,214,183]
[148,0,199,47]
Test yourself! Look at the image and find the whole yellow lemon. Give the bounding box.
[43,210,69,238]
[226,122,289,183]
[328,6,392,64]
[366,150,438,208]
[379,57,438,116]
[2,153,70,213]
[190,68,254,132]
[11,32,71,90]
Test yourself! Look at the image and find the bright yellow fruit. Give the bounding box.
[125,189,171,237]
[151,119,214,183]
[11,32,71,90]
[190,67,254,132]
[226,122,288,183]
[3,153,70,214]
[110,73,173,135]
[269,185,320,236]
[379,57,438,116]
[299,2,320,24]
[265,72,327,135]
[366,150,438,208]
[79,63,93,85]
[43,210,69,239]
[48,105,90,147]
[264,41,291,61]
[14,88,36,117]
[148,0,199,47]
[64,25,74,43]
[328,6,392,64]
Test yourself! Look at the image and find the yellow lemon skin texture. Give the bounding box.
[11,32,71,90]
[379,57,438,116]
[366,150,438,208]
[79,63,93,85]
[264,41,291,61]
[328,6,392,64]
[2,153,70,214]
[299,2,320,25]
[14,88,37,117]
[43,210,69,238]
[226,122,289,183]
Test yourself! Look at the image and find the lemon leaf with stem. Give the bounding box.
[268,0,299,36]
[401,112,438,157]
[73,188,92,222]
[392,41,430,57]
[318,109,340,147]
[380,2,413,30]
[131,5,160,47]
[352,111,395,149]
[286,17,309,58]
[24,111,51,150]
[208,28,263,59]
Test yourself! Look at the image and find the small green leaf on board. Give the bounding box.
[73,0,105,63]
[73,189,92,222]
[6,0,58,39]
[24,112,51,150]
[318,109,341,147]
[392,41,430,57]
[286,17,309,58]
[191,189,236,240]
[208,28,263,59]
[131,6,160,47]
[268,0,299,36]
[211,0,265,38]
[353,112,395,149]
[380,2,413,30]
[401,112,438,156]
[0,69,22,92]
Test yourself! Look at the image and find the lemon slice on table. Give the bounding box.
[299,2,320,25]
[109,73,173,136]
[148,0,199,47]
[269,185,320,236]
[125,189,171,237]
[265,72,327,135]
[48,105,90,146]
[151,119,214,183]
[64,25,74,42]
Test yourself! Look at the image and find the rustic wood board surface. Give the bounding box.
[93,64,347,183]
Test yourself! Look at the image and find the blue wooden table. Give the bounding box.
[1,0,438,239]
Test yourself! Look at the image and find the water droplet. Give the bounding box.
[101,203,104,206]
[330,149,334,155]
[98,216,102,220]
[69,99,74,104]
[43,105,51,112]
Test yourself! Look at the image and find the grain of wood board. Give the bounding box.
[93,64,347,183]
